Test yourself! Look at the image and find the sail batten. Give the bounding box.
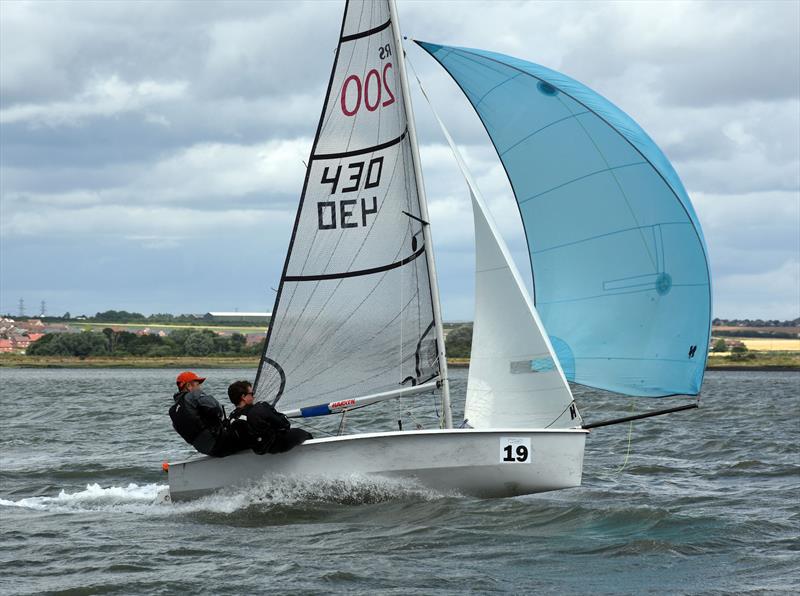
[254,1,444,415]
[419,42,712,398]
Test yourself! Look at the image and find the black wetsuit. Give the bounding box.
[169,388,239,457]
[230,402,312,455]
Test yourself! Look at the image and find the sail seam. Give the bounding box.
[475,72,523,107]
[537,282,709,305]
[340,19,391,42]
[476,264,510,274]
[284,244,425,281]
[518,161,646,205]
[312,129,407,161]
[499,111,590,157]
[532,221,689,254]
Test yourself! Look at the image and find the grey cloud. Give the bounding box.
[555,1,800,108]
[1,0,798,319]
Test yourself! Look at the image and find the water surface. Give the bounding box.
[1,368,798,594]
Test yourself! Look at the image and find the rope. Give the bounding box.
[405,405,425,431]
[544,400,578,429]
[336,410,348,436]
[608,401,636,475]
[293,419,336,437]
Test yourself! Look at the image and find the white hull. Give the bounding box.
[167,428,587,501]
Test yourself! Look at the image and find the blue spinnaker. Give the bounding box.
[418,42,712,397]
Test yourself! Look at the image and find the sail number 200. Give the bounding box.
[340,62,396,116]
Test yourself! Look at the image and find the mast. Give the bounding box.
[388,0,453,429]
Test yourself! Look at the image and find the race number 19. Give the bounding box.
[500,437,531,464]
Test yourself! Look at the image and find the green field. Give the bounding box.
[2,352,796,370]
[0,354,260,369]
[706,351,799,369]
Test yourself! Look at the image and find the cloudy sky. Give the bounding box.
[1,0,798,321]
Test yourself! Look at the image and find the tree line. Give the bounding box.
[445,325,473,358]
[27,329,265,358]
[6,310,270,326]
[712,318,799,328]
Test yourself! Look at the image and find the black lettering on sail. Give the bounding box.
[361,196,378,226]
[320,165,342,194]
[340,199,358,228]
[342,162,364,192]
[365,156,383,189]
[317,201,337,229]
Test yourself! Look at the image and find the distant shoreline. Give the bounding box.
[0,355,796,371]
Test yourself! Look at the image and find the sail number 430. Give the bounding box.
[500,437,532,464]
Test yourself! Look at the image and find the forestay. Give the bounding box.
[254,0,441,413]
[419,42,712,398]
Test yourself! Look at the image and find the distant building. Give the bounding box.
[206,312,272,324]
[0,339,13,353]
[13,337,31,351]
[245,333,266,346]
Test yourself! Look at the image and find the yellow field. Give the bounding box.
[737,337,800,352]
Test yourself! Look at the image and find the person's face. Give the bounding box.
[185,380,201,392]
[243,386,255,405]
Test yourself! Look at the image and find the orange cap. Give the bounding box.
[176,371,206,389]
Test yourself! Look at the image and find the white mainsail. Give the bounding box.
[254,0,450,423]
[413,76,581,429]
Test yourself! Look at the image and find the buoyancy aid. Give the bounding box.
[169,391,205,444]
[230,402,291,455]
[169,389,228,455]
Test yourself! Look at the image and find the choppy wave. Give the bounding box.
[0,474,450,516]
[0,483,166,513]
[2,368,799,595]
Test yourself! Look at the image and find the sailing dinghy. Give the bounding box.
[167,0,710,502]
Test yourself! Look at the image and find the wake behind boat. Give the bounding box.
[167,0,710,501]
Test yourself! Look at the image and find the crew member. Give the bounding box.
[169,371,239,457]
[227,380,312,454]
